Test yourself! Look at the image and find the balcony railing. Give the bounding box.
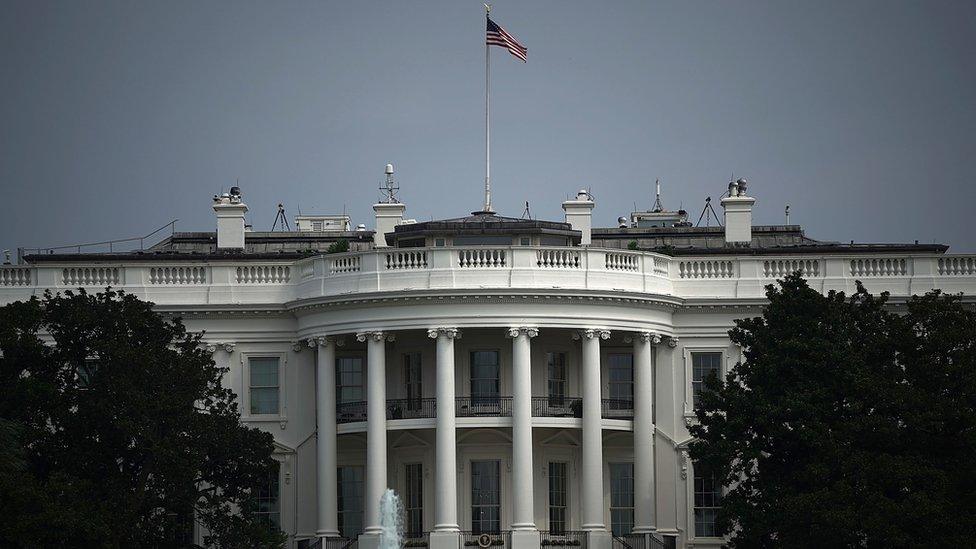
[601,399,634,419]
[456,396,513,417]
[386,398,436,420]
[612,534,667,549]
[541,530,587,548]
[336,401,367,423]
[461,531,510,548]
[403,532,430,548]
[532,396,583,418]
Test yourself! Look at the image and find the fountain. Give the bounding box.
[378,488,405,549]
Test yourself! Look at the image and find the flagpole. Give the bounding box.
[484,4,492,213]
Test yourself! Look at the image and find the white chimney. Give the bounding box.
[213,186,248,249]
[562,189,595,246]
[720,179,755,245]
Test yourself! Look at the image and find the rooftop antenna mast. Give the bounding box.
[652,178,664,212]
[271,204,291,231]
[695,196,722,227]
[785,203,791,225]
[521,201,532,219]
[379,163,399,203]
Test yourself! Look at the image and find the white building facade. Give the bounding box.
[3,183,975,549]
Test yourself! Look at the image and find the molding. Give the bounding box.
[667,336,679,348]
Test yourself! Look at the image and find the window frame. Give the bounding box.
[608,461,635,536]
[547,461,568,534]
[681,346,729,422]
[253,460,282,535]
[403,352,423,410]
[335,354,366,405]
[686,457,725,544]
[470,459,502,535]
[241,352,288,423]
[469,349,501,404]
[337,464,365,539]
[404,463,424,537]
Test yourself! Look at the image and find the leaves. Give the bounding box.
[689,273,976,548]
[0,289,285,548]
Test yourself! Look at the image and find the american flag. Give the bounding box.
[486,17,527,62]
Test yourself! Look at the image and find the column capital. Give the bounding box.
[574,329,610,341]
[506,326,539,339]
[356,331,396,343]
[628,331,662,345]
[666,335,679,348]
[427,327,461,340]
[309,335,345,348]
[203,342,236,354]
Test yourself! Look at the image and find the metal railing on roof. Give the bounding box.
[17,219,178,262]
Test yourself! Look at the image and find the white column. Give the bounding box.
[579,329,610,543]
[358,330,393,540]
[429,328,461,549]
[654,336,680,542]
[632,331,660,534]
[314,336,342,538]
[508,327,540,548]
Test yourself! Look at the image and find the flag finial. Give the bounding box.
[484,3,491,14]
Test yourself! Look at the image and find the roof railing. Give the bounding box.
[17,219,178,263]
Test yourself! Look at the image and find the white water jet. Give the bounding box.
[378,488,405,549]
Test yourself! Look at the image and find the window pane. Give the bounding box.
[549,462,567,534]
[338,466,365,538]
[336,357,365,404]
[254,461,281,535]
[471,351,500,400]
[692,352,722,409]
[694,464,723,537]
[250,387,279,415]
[609,463,634,536]
[250,358,279,387]
[471,460,500,534]
[405,463,423,536]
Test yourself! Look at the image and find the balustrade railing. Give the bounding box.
[763,258,819,278]
[386,250,428,270]
[330,255,361,274]
[939,256,976,276]
[0,267,32,286]
[605,251,640,271]
[541,531,587,548]
[62,267,120,286]
[677,259,734,279]
[536,248,581,269]
[149,266,207,285]
[236,265,290,284]
[458,248,507,268]
[456,396,513,417]
[602,398,634,419]
[386,398,436,420]
[532,396,583,418]
[850,257,907,277]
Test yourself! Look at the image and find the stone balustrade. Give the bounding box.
[1,248,975,305]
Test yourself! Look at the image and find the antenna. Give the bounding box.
[785,203,791,225]
[521,201,532,219]
[271,204,291,231]
[380,163,399,203]
[695,196,723,227]
[652,178,664,212]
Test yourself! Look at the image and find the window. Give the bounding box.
[434,238,446,247]
[547,352,566,405]
[454,235,511,246]
[471,460,500,534]
[519,237,531,246]
[548,462,567,534]
[254,461,281,534]
[249,357,280,415]
[692,352,722,409]
[403,353,422,411]
[336,357,364,404]
[312,220,324,231]
[694,466,722,537]
[470,351,500,405]
[608,354,634,410]
[609,463,634,536]
[405,463,423,537]
[338,466,365,538]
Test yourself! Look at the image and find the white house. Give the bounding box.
[2,178,974,549]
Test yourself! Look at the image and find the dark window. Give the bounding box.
[249,357,280,415]
[548,462,567,534]
[692,353,722,409]
[540,236,568,246]
[608,354,634,409]
[404,353,423,411]
[694,466,722,537]
[547,352,566,405]
[471,460,500,534]
[470,351,500,405]
[336,356,364,404]
[254,461,281,534]
[453,235,512,246]
[609,463,634,536]
[338,466,365,537]
[405,463,423,536]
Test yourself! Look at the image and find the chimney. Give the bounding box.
[562,189,595,245]
[213,186,248,249]
[720,178,755,245]
[373,163,405,248]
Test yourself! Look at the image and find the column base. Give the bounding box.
[430,530,461,549]
[585,530,612,549]
[510,529,540,549]
[358,532,382,549]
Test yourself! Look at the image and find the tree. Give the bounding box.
[689,273,976,548]
[0,289,286,548]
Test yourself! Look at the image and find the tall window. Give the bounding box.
[609,463,634,536]
[692,352,722,409]
[608,354,634,410]
[254,461,281,533]
[470,351,500,405]
[338,466,365,538]
[403,353,423,411]
[547,352,566,405]
[471,460,500,534]
[548,462,568,534]
[405,463,423,536]
[336,357,364,404]
[249,357,280,415]
[694,466,722,537]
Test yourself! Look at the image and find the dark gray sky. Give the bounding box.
[2,0,975,254]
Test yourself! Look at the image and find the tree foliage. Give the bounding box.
[689,273,976,548]
[0,289,285,548]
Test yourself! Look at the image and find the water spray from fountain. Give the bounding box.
[378,488,405,549]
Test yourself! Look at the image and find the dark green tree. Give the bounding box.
[689,273,976,548]
[0,289,285,548]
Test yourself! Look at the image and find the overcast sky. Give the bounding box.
[2,0,975,255]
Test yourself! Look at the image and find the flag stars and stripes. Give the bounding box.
[487,17,527,62]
